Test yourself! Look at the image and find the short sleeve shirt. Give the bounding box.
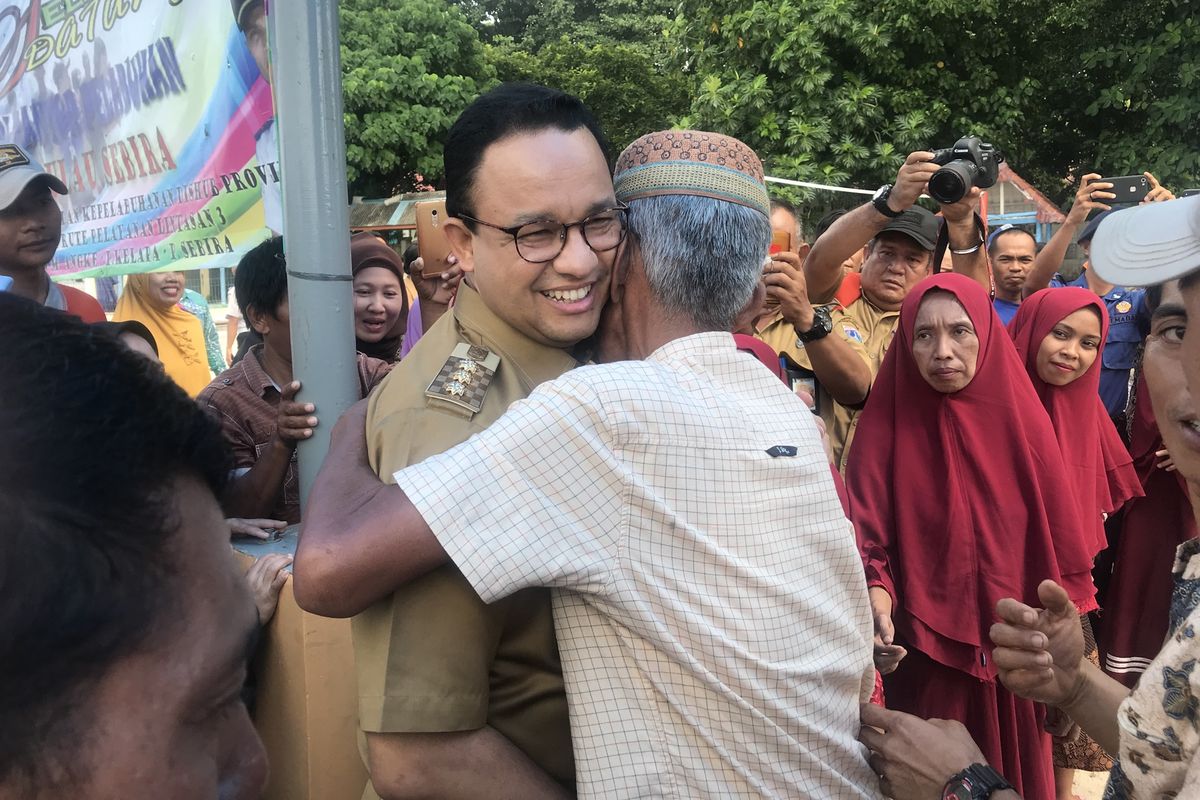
[355,282,577,790]
[1050,271,1146,418]
[753,306,872,470]
[395,332,881,799]
[196,345,391,523]
[1104,538,1200,798]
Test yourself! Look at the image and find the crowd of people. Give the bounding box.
[2,78,1199,800]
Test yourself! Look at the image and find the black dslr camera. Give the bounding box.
[927,137,1004,204]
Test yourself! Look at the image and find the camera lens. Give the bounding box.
[929,160,979,204]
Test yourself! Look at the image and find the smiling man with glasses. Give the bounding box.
[316,83,617,800]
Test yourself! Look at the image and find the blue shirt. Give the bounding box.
[993,298,1021,326]
[1050,271,1146,418]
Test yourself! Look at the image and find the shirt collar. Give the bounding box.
[240,344,282,398]
[452,281,579,389]
[647,331,735,366]
[43,279,66,311]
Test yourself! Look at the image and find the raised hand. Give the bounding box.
[990,579,1085,706]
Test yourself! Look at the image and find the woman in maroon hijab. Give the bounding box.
[847,273,1098,800]
[1008,288,1143,795]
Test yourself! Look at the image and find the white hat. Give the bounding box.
[1090,195,1200,287]
[0,144,67,211]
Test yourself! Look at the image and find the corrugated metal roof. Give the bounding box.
[348,190,445,230]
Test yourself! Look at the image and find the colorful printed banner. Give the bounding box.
[0,0,279,278]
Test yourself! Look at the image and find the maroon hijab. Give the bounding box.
[1008,288,1142,557]
[351,232,409,363]
[847,274,1097,680]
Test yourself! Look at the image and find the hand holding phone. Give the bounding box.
[1103,174,1151,204]
[415,199,455,278]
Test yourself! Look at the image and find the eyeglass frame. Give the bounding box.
[455,203,630,264]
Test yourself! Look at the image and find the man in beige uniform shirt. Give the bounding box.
[800,150,996,469]
[352,84,622,799]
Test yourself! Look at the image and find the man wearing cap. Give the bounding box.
[1024,172,1176,426]
[232,0,281,234]
[0,144,104,322]
[793,150,992,470]
[858,193,1200,800]
[297,129,882,798]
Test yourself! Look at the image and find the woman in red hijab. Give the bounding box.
[1008,288,1142,795]
[847,274,1097,800]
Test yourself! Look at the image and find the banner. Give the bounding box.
[0,0,279,278]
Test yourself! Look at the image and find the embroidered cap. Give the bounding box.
[614,130,770,217]
[0,144,67,211]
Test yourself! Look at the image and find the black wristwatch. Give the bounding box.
[796,306,833,344]
[942,764,1014,800]
[872,184,904,218]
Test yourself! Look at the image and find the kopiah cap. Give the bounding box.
[880,206,941,251]
[1090,196,1200,287]
[0,144,67,211]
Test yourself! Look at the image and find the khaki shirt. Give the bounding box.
[355,282,577,792]
[753,296,898,471]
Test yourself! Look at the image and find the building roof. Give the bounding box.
[986,163,1066,225]
[348,190,445,231]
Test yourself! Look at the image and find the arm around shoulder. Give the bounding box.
[292,399,449,618]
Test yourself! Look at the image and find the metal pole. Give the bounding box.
[270,0,357,504]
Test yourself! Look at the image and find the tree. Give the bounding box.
[486,37,689,154]
[340,0,496,197]
[673,0,1198,208]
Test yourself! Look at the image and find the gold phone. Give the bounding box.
[770,228,793,255]
[415,199,454,278]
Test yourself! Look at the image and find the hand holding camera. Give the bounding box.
[1067,173,1115,225]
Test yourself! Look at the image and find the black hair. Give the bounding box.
[0,295,230,788]
[234,235,286,322]
[443,83,610,224]
[92,320,159,355]
[769,197,797,217]
[402,243,420,273]
[986,226,1037,256]
[814,209,849,242]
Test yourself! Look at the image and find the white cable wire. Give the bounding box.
[764,176,874,195]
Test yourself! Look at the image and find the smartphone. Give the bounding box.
[781,357,819,413]
[1182,189,1200,198]
[1104,174,1151,204]
[769,228,793,255]
[415,199,454,277]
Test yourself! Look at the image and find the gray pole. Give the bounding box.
[270,0,357,504]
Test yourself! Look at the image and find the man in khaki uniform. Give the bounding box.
[353,84,622,799]
[800,150,996,470]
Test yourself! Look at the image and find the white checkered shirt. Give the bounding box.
[395,331,881,798]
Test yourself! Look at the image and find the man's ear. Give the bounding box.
[609,238,636,305]
[796,241,812,263]
[246,304,271,336]
[732,280,767,335]
[442,218,476,275]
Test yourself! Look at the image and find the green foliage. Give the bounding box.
[340,0,496,197]
[486,37,689,154]
[675,0,1199,204]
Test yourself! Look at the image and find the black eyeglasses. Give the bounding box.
[458,204,629,264]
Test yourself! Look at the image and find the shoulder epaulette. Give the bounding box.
[425,343,500,417]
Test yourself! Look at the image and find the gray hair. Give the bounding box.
[627,194,771,331]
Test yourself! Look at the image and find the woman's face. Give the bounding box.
[146,272,184,309]
[353,266,405,343]
[911,292,980,394]
[1035,307,1102,386]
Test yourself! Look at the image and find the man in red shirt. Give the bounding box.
[0,143,105,322]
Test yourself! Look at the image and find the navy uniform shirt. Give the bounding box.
[1051,271,1147,419]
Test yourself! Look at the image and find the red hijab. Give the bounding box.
[1008,289,1142,557]
[847,274,1097,680]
